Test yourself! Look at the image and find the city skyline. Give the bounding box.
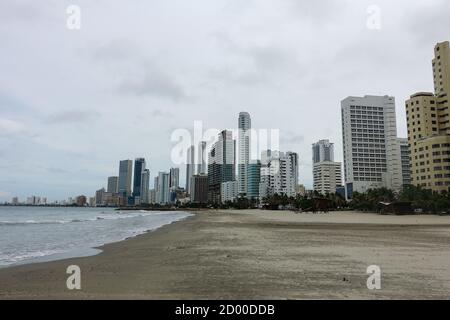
[2,1,450,201]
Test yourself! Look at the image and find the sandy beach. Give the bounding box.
[1,209,450,299]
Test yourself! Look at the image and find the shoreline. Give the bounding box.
[0,210,195,270]
[1,210,450,299]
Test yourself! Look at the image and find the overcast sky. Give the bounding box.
[1,0,449,201]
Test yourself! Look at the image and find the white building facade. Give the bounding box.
[156,172,170,204]
[341,95,403,198]
[259,150,298,198]
[221,181,238,203]
[238,112,251,198]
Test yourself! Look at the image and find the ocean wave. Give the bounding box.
[0,212,173,226]
[0,220,70,226]
[0,249,64,266]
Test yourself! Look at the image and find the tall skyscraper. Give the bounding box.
[312,140,334,163]
[140,169,150,204]
[156,172,170,204]
[259,150,299,198]
[406,41,450,193]
[312,140,342,195]
[238,112,251,198]
[95,188,106,206]
[107,176,119,193]
[153,176,159,201]
[169,167,180,189]
[197,141,207,175]
[190,174,208,203]
[118,160,133,197]
[133,158,146,201]
[398,138,411,186]
[341,95,403,198]
[247,160,261,200]
[185,145,195,195]
[208,130,236,204]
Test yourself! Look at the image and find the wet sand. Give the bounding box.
[1,210,450,299]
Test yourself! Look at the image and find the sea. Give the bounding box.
[0,206,192,267]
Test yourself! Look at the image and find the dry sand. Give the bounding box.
[1,209,450,299]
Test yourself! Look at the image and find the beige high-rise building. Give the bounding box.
[406,41,450,193]
[312,139,342,195]
[313,161,343,196]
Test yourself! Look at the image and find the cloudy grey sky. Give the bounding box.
[1,0,449,201]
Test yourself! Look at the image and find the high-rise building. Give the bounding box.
[312,140,335,163]
[190,174,208,203]
[169,167,180,189]
[313,162,342,195]
[406,41,450,193]
[140,169,150,204]
[118,160,133,197]
[312,139,342,195]
[433,41,450,96]
[197,141,207,175]
[208,130,236,204]
[341,95,403,198]
[156,172,170,204]
[11,197,19,205]
[95,188,106,206]
[238,112,251,198]
[185,145,195,195]
[107,176,119,193]
[133,158,146,200]
[247,160,261,200]
[398,138,411,186]
[149,189,156,204]
[221,181,238,203]
[259,150,298,198]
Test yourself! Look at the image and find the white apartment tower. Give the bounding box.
[341,95,403,198]
[259,150,298,198]
[238,112,251,198]
[156,172,170,204]
[185,145,195,195]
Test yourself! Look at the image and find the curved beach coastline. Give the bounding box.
[0,207,193,268]
[1,210,450,299]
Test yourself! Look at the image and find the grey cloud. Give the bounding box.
[91,40,187,101]
[118,67,187,101]
[281,131,305,145]
[91,38,141,62]
[45,110,98,125]
[287,0,343,20]
[46,167,69,174]
[404,1,450,43]
[208,34,303,86]
[0,0,47,22]
[151,109,172,118]
[0,91,32,117]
